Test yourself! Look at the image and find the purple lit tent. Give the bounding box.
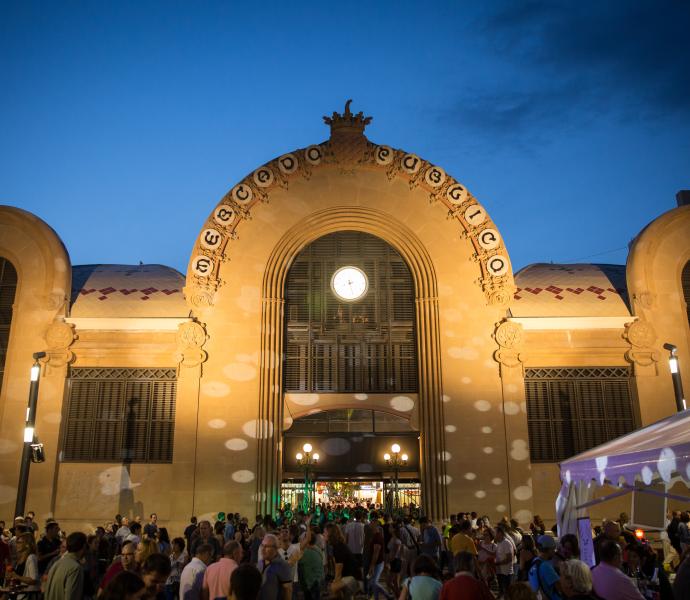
[557,410,690,536]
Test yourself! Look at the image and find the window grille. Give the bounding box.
[63,367,177,463]
[284,231,417,393]
[0,258,18,395]
[525,366,635,462]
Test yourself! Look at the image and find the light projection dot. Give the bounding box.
[225,438,248,451]
[208,419,226,429]
[475,490,486,499]
[496,504,507,513]
[291,394,320,406]
[657,447,676,483]
[474,400,491,412]
[439,475,452,485]
[514,509,533,523]
[354,393,368,401]
[481,426,493,434]
[445,425,457,433]
[390,396,414,412]
[505,383,518,393]
[461,376,472,384]
[232,470,255,483]
[283,416,294,429]
[464,472,477,480]
[503,401,520,415]
[641,465,653,485]
[439,451,452,461]
[223,363,257,381]
[513,485,533,501]
[492,477,503,485]
[510,440,530,461]
[242,419,274,439]
[322,438,351,456]
[448,347,479,360]
[483,447,494,454]
[201,381,230,397]
[442,394,451,403]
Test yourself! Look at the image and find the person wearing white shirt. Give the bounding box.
[179,543,213,600]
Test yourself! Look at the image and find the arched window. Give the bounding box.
[284,231,417,393]
[0,257,18,393]
[682,261,690,329]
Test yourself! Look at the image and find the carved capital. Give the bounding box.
[493,319,524,371]
[176,321,208,377]
[184,283,217,311]
[42,320,76,377]
[623,319,658,371]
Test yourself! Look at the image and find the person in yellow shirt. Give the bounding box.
[450,520,477,556]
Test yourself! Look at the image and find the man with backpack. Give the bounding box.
[527,535,563,600]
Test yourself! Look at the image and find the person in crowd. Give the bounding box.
[439,551,493,600]
[116,517,132,544]
[99,540,137,593]
[139,553,171,599]
[144,513,159,539]
[158,528,172,556]
[593,520,623,564]
[344,511,364,571]
[553,534,580,574]
[477,527,497,585]
[667,510,682,556]
[127,522,143,547]
[7,531,39,590]
[530,516,546,537]
[680,512,690,554]
[367,518,391,600]
[37,521,62,577]
[136,537,160,567]
[518,534,537,582]
[180,543,213,600]
[386,524,403,598]
[250,526,266,566]
[399,554,442,600]
[202,540,242,600]
[165,537,188,600]
[230,563,263,600]
[297,530,323,600]
[191,521,221,563]
[559,559,598,599]
[528,535,563,600]
[449,519,477,558]
[100,570,146,600]
[325,522,360,600]
[44,531,87,600]
[673,547,690,599]
[418,518,442,563]
[184,517,198,549]
[505,582,538,600]
[258,533,292,600]
[591,540,644,600]
[495,525,515,598]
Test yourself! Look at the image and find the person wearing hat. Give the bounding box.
[527,535,563,600]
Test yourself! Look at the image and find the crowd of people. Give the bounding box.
[1,506,690,600]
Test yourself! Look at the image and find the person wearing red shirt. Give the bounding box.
[440,552,493,600]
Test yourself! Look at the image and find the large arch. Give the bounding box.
[256,206,447,518]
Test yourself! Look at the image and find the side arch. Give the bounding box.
[256,206,448,519]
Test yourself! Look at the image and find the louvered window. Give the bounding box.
[525,367,636,462]
[63,368,176,463]
[682,261,690,328]
[284,231,417,393]
[0,258,18,395]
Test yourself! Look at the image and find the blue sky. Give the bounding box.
[2,1,689,273]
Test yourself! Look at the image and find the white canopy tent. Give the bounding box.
[557,409,690,536]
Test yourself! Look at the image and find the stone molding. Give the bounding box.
[493,319,525,371]
[175,321,208,378]
[623,319,658,371]
[42,320,76,377]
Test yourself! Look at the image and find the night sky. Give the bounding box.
[2,1,689,274]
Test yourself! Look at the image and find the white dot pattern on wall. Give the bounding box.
[482,447,494,454]
[496,504,507,513]
[231,470,255,483]
[208,419,226,429]
[474,400,491,412]
[492,477,502,485]
[464,472,477,480]
[513,485,533,501]
[481,426,492,434]
[242,419,274,439]
[475,490,486,498]
[445,425,457,433]
[225,438,248,451]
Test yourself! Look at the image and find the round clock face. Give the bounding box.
[331,266,368,301]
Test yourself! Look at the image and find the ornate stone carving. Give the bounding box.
[184,283,218,311]
[176,321,208,377]
[632,290,656,310]
[493,320,524,370]
[43,320,76,376]
[623,319,658,369]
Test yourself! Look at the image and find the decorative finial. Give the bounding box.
[323,100,372,136]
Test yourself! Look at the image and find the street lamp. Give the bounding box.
[384,442,408,513]
[296,442,319,512]
[663,343,686,412]
[15,352,46,518]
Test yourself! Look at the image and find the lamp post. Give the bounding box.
[296,442,319,512]
[384,442,408,513]
[663,343,686,412]
[15,352,46,518]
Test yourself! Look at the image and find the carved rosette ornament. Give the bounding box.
[493,320,524,370]
[43,320,76,377]
[186,101,514,310]
[176,321,208,377]
[623,319,658,368]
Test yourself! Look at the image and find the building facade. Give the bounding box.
[1,104,689,532]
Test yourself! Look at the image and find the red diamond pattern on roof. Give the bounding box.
[80,288,97,296]
[97,287,117,301]
[76,287,181,301]
[161,289,179,295]
[513,285,624,302]
[587,285,606,300]
[119,288,137,295]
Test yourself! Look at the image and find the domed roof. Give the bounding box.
[70,264,189,318]
[511,263,631,317]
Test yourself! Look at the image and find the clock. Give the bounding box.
[331,266,368,301]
